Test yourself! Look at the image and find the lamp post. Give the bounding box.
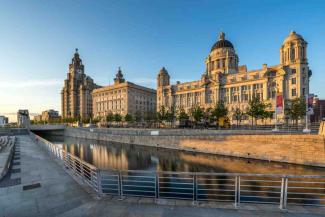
[303,94,313,133]
[272,85,280,132]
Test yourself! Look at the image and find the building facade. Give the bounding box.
[157,31,311,123]
[0,116,9,126]
[61,49,99,121]
[92,68,156,119]
[34,109,60,122]
[311,99,325,123]
[17,110,30,128]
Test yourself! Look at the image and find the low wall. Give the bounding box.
[64,127,325,167]
[0,137,16,180]
[0,128,28,136]
[180,135,325,167]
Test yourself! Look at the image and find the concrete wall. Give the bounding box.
[0,128,28,136]
[65,127,325,167]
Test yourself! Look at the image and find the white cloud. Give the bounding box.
[0,79,61,88]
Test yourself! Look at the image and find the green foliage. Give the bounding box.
[246,97,269,125]
[285,96,306,124]
[233,107,244,125]
[61,117,78,123]
[106,112,114,122]
[92,116,101,124]
[157,105,175,123]
[82,117,90,124]
[157,106,167,122]
[144,111,157,122]
[262,111,274,121]
[176,107,189,121]
[113,113,122,122]
[165,109,175,122]
[124,114,133,123]
[211,101,228,123]
[135,111,142,122]
[190,106,204,123]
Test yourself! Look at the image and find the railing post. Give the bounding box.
[155,171,159,203]
[280,177,288,210]
[118,171,124,200]
[96,169,102,198]
[193,173,197,205]
[235,176,240,208]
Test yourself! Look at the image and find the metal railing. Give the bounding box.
[29,132,99,193]
[99,171,325,209]
[30,132,325,209]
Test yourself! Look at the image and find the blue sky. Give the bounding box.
[1,0,325,122]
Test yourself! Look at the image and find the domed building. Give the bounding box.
[157,31,311,124]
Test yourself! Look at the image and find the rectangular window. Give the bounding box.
[292,78,296,85]
[292,88,297,97]
[291,69,296,74]
[302,88,305,96]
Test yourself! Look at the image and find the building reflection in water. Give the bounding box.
[41,135,325,205]
[46,136,325,176]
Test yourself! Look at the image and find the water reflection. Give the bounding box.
[46,135,325,176]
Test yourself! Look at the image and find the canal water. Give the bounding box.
[42,135,325,205]
[44,135,325,175]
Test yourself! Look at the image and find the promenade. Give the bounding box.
[0,135,325,217]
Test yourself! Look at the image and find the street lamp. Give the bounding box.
[272,83,280,132]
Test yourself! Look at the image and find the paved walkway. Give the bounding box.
[0,135,325,217]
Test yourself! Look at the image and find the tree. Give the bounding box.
[82,117,90,124]
[135,111,142,122]
[143,111,157,127]
[190,106,204,124]
[113,113,122,122]
[177,107,189,122]
[106,112,114,124]
[204,107,213,123]
[285,96,306,125]
[246,97,269,125]
[93,116,101,124]
[233,107,244,126]
[124,114,133,123]
[211,101,228,125]
[165,109,175,123]
[261,110,274,124]
[157,106,167,122]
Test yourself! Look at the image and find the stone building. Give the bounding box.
[17,110,30,128]
[157,31,311,123]
[0,116,9,126]
[34,109,60,122]
[311,99,325,123]
[92,67,156,119]
[61,49,100,121]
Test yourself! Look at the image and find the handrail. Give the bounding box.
[33,133,97,170]
[29,131,325,209]
[29,131,99,193]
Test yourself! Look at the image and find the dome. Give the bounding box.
[211,32,234,51]
[283,31,305,44]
